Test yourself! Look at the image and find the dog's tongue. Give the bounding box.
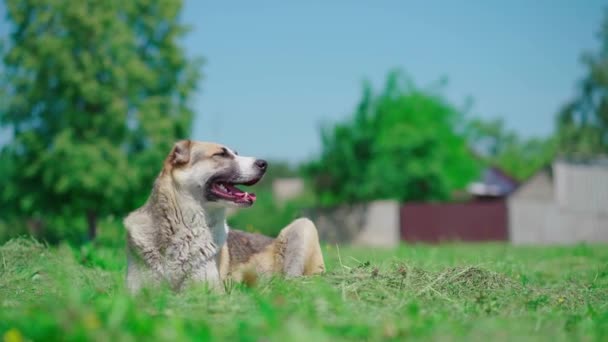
[226,184,256,203]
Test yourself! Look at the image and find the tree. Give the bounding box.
[556,10,608,157]
[0,0,201,241]
[305,70,480,206]
[467,118,556,181]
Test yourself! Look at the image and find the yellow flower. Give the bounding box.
[83,312,101,330]
[3,329,23,342]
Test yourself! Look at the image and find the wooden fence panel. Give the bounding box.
[400,200,508,243]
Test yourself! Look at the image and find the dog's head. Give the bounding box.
[163,140,267,208]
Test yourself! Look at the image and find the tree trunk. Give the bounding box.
[86,210,98,241]
[26,218,44,238]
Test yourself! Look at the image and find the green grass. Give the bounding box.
[1,238,607,341]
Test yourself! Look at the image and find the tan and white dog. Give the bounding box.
[124,140,325,293]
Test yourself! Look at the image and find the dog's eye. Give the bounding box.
[213,148,230,158]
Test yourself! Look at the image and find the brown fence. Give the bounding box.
[400,200,508,243]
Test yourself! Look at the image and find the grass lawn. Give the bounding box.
[0,237,607,341]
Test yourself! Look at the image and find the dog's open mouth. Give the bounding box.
[210,178,260,204]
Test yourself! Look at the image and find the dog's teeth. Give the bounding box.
[218,184,227,191]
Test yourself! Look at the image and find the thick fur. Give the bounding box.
[124,140,325,293]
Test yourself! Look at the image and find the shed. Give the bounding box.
[508,159,608,244]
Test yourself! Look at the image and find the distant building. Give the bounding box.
[283,161,608,246]
[508,159,608,244]
[467,166,520,198]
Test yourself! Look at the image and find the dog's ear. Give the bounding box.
[169,140,191,165]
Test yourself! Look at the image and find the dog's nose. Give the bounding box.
[254,159,268,171]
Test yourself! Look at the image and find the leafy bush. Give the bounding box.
[467,118,556,181]
[306,70,480,206]
[556,10,608,158]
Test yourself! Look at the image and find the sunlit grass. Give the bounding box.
[1,238,607,341]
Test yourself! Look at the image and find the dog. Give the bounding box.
[124,140,325,293]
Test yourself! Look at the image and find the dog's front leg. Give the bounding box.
[190,260,223,291]
[127,234,165,276]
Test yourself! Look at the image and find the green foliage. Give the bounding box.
[556,10,608,158]
[1,238,607,340]
[306,70,480,206]
[0,217,28,244]
[0,0,201,241]
[467,118,557,181]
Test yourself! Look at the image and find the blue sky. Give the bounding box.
[182,0,606,163]
[1,1,606,163]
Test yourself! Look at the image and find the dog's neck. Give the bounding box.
[150,179,228,247]
[197,204,228,245]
